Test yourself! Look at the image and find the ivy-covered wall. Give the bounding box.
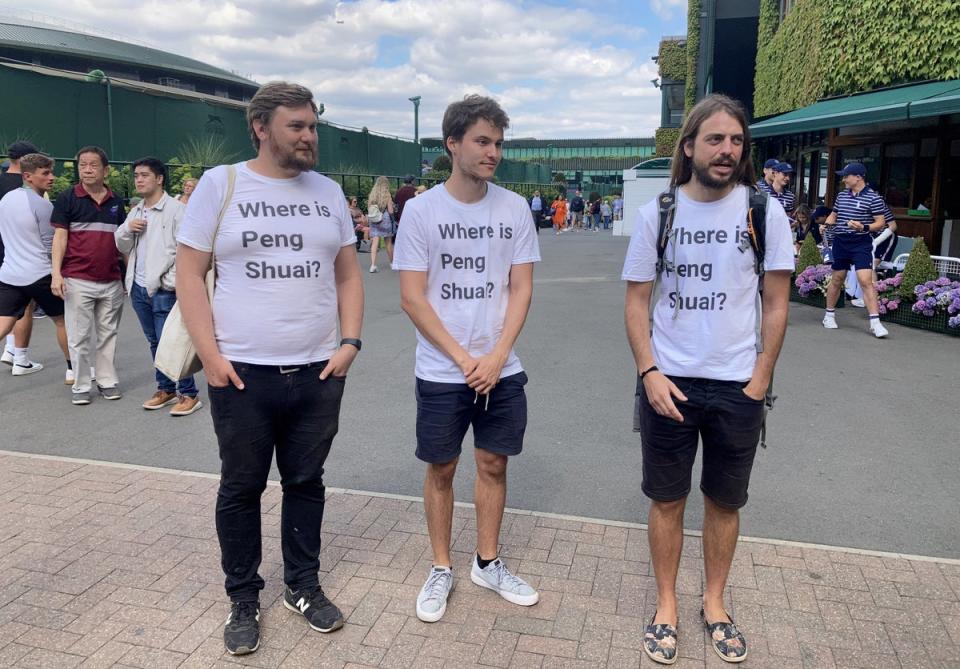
[658,38,687,81]
[684,0,702,112]
[655,127,681,158]
[755,0,960,117]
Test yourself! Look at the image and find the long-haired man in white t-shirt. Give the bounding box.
[393,95,541,623]
[623,95,793,664]
[176,82,363,656]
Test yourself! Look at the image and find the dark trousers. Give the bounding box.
[209,361,345,602]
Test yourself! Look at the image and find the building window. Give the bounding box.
[661,82,685,128]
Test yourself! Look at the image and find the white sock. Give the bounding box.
[13,347,30,366]
[4,333,14,353]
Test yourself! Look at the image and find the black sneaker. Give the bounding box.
[223,601,260,655]
[283,586,344,633]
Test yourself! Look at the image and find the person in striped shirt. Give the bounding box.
[822,163,889,337]
[756,158,778,192]
[771,162,797,219]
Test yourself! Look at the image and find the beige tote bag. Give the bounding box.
[155,165,236,381]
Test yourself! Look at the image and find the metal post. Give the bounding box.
[409,96,421,174]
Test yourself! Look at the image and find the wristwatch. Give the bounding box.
[340,338,362,351]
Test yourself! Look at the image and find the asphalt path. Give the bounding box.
[1,230,957,558]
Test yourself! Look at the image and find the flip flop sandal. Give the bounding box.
[701,608,748,663]
[643,611,678,665]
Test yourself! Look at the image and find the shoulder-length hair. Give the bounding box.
[669,94,755,188]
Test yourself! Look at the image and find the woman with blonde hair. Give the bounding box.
[178,177,198,204]
[366,176,396,273]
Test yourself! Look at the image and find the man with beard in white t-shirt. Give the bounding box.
[623,95,793,665]
[176,82,363,656]
[393,95,541,623]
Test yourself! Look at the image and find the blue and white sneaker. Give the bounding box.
[416,566,454,622]
[470,557,539,606]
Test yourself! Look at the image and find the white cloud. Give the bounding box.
[0,0,670,138]
[649,0,686,21]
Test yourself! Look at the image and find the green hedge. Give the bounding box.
[658,39,687,81]
[755,0,960,117]
[655,127,681,158]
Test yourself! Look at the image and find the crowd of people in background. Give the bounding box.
[529,188,624,235]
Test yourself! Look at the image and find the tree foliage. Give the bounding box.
[755,0,960,117]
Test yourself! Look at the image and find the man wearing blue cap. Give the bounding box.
[771,162,796,218]
[822,163,888,337]
[757,158,778,192]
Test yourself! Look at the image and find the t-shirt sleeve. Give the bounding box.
[51,191,70,228]
[870,195,887,220]
[512,200,541,264]
[391,201,429,271]
[763,198,796,272]
[176,167,226,252]
[621,201,658,282]
[332,185,357,247]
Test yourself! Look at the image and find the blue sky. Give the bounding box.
[3,0,691,139]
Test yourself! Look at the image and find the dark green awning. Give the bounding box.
[750,79,960,138]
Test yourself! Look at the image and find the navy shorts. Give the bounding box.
[635,375,764,509]
[0,275,65,319]
[415,371,528,464]
[831,234,874,271]
[874,232,898,261]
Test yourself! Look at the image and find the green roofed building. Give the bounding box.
[0,17,258,100]
[421,137,655,189]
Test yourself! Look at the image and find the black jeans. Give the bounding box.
[209,361,345,602]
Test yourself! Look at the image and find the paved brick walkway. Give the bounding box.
[0,451,958,669]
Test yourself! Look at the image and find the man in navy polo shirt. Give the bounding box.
[51,145,127,404]
[771,162,797,220]
[756,158,778,191]
[822,162,889,338]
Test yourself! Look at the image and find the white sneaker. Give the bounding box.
[11,361,43,376]
[0,349,13,365]
[822,313,838,329]
[369,265,379,273]
[65,368,75,385]
[870,321,889,338]
[850,298,865,308]
[416,566,454,623]
[470,557,539,606]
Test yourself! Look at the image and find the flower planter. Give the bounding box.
[789,284,844,308]
[879,308,960,336]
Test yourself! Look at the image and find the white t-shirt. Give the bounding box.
[392,182,541,383]
[0,187,55,286]
[621,185,794,381]
[177,163,356,365]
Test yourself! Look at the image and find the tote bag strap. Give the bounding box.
[209,164,237,284]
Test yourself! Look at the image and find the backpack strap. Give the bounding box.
[744,186,777,448]
[649,187,678,328]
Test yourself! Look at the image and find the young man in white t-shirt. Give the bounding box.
[176,82,363,656]
[623,95,793,665]
[0,153,70,375]
[393,95,541,623]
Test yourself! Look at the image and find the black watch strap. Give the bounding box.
[640,365,659,379]
[340,338,362,351]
